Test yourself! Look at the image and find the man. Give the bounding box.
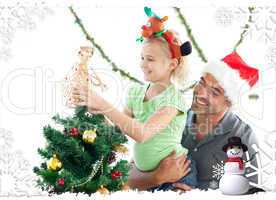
[127,51,261,193]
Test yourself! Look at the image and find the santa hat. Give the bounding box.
[202,51,259,104]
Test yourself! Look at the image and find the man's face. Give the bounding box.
[191,73,230,115]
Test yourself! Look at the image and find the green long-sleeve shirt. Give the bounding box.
[126,83,188,171]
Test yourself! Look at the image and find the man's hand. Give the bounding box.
[154,150,191,185]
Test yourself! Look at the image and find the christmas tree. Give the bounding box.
[33,46,130,195]
[33,106,130,195]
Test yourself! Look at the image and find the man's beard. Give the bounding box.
[191,103,216,115]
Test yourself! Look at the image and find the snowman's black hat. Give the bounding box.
[222,136,248,152]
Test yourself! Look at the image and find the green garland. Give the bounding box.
[69,6,144,85]
[173,7,208,63]
[69,6,257,94]
[233,6,255,51]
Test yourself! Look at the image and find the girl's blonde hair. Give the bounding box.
[143,30,189,88]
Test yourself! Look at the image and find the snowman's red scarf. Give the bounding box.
[225,157,244,170]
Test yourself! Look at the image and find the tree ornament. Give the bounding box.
[111,170,122,180]
[108,151,116,164]
[97,185,109,195]
[82,129,97,144]
[64,46,107,108]
[114,144,128,154]
[70,127,79,137]
[57,178,65,187]
[121,182,130,191]
[47,154,62,171]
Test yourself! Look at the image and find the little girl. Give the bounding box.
[71,8,198,191]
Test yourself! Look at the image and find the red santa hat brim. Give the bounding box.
[201,52,259,105]
[202,61,250,104]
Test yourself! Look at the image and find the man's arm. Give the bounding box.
[127,162,161,191]
[127,150,191,191]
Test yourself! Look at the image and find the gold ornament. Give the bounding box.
[114,144,128,154]
[47,154,62,171]
[121,182,130,191]
[97,185,109,195]
[82,129,97,144]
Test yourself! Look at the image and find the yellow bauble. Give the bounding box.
[121,182,130,191]
[82,129,97,144]
[47,154,62,171]
[97,185,109,195]
[114,144,128,154]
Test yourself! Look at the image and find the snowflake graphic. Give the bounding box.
[0,150,45,197]
[249,132,276,191]
[244,144,260,187]
[212,160,224,180]
[214,6,276,43]
[0,128,13,150]
[0,1,53,61]
[214,7,235,27]
[234,6,276,44]
[265,44,276,67]
[0,46,11,62]
[209,180,219,190]
[0,129,45,197]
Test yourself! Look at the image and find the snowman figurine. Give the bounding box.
[219,136,249,195]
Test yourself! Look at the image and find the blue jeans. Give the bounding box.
[148,155,198,192]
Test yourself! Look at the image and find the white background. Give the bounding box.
[0,0,276,199]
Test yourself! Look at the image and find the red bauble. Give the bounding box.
[57,178,65,186]
[70,128,78,137]
[108,152,116,164]
[111,170,122,180]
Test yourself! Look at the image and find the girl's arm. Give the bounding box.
[98,100,179,143]
[123,107,134,118]
[71,85,179,143]
[103,107,133,126]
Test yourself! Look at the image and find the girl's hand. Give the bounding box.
[70,83,106,114]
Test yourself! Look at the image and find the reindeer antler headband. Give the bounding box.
[137,7,192,59]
